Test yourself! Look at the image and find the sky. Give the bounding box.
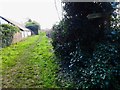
[0,0,62,29]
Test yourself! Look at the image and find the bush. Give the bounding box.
[52,2,120,89]
[0,24,19,48]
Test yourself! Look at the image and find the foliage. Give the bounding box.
[52,2,120,89]
[25,19,40,35]
[1,32,59,88]
[0,24,20,48]
[111,16,120,29]
[63,2,113,52]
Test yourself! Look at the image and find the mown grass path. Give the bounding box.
[1,32,58,88]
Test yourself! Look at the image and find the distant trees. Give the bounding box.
[25,19,40,35]
[52,2,120,89]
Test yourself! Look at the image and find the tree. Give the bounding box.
[25,19,40,35]
[52,2,120,89]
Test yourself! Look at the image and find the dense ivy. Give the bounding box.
[52,2,120,89]
[0,24,19,48]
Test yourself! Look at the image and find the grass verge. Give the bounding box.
[1,32,59,88]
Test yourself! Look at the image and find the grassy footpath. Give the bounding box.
[1,35,40,70]
[1,32,59,88]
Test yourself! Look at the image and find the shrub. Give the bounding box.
[0,24,19,48]
[52,2,120,89]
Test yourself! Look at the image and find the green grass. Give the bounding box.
[1,35,40,70]
[28,33,59,88]
[1,32,59,88]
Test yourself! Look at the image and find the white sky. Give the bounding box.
[0,0,62,29]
